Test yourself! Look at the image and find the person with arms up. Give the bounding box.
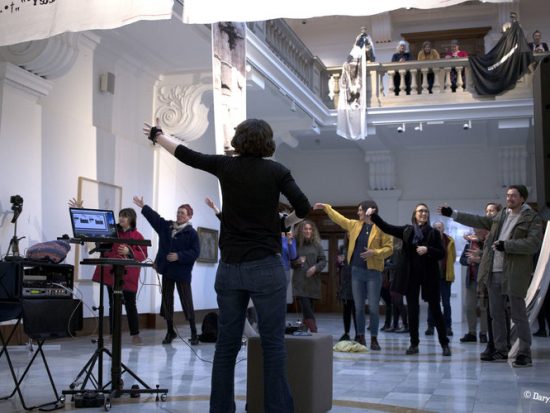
[438,185,543,367]
[133,197,200,346]
[144,118,310,413]
[69,199,148,346]
[313,201,393,350]
[365,204,451,356]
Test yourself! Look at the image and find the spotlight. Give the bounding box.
[414,123,423,131]
[397,123,406,133]
[290,101,297,112]
[463,120,472,130]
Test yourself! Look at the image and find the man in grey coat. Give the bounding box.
[438,185,542,367]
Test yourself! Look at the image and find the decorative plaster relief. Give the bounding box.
[154,80,212,142]
[0,32,83,79]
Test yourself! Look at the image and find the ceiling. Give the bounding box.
[92,2,533,154]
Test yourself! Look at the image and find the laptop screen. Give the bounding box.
[69,208,118,239]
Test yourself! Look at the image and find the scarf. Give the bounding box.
[412,224,425,246]
[171,221,190,238]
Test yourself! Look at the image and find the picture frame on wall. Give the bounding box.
[197,227,219,264]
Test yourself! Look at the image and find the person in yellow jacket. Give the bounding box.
[314,201,393,350]
[425,221,456,336]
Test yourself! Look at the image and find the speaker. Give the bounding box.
[534,56,550,219]
[99,72,115,94]
[21,299,83,340]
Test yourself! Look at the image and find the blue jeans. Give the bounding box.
[210,255,293,413]
[428,279,452,329]
[351,266,382,337]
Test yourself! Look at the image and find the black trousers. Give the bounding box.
[406,280,448,347]
[342,299,357,335]
[160,275,197,335]
[107,286,140,336]
[297,296,315,320]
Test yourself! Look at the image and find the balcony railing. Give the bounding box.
[327,54,547,109]
[247,19,546,113]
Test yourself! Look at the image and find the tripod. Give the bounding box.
[5,210,25,259]
[62,239,167,409]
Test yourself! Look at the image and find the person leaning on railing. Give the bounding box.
[417,41,440,93]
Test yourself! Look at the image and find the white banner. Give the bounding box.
[184,0,511,24]
[0,0,173,47]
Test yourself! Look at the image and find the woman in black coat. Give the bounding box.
[367,204,451,356]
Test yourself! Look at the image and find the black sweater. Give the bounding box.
[174,145,311,263]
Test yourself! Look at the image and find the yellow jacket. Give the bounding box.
[323,204,393,272]
[443,235,456,283]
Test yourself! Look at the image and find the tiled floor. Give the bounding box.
[1,312,550,412]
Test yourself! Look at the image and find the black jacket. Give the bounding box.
[370,214,444,301]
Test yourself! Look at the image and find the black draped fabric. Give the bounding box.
[469,21,534,96]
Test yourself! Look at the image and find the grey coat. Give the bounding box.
[292,242,327,299]
[454,204,542,298]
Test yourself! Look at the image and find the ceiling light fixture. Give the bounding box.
[397,123,406,133]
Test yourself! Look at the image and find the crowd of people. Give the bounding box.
[76,114,546,412]
[389,30,547,95]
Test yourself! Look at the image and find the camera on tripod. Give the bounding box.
[10,195,23,221]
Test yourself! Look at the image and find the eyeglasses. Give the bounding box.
[416,209,429,214]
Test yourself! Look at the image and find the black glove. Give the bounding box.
[440,206,453,217]
[494,241,505,252]
[148,126,162,145]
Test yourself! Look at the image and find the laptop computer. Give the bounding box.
[69,207,118,240]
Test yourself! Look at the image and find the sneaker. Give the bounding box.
[460,333,477,343]
[425,327,434,336]
[131,335,144,346]
[162,331,177,345]
[533,330,548,337]
[189,335,199,346]
[339,333,351,341]
[442,345,452,356]
[370,337,381,351]
[512,354,532,367]
[395,326,409,333]
[479,333,488,343]
[406,345,419,355]
[355,335,366,346]
[447,328,454,337]
[480,350,508,362]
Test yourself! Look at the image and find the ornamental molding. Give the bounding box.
[154,78,212,142]
[0,32,95,79]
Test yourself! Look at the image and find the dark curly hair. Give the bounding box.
[230,119,275,157]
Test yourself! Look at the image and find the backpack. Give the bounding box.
[198,311,218,343]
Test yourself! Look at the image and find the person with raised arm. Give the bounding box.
[437,185,542,367]
[364,204,451,356]
[133,196,200,346]
[144,118,310,413]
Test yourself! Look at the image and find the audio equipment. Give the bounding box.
[0,261,73,300]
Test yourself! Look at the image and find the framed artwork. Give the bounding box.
[74,177,123,280]
[197,227,219,264]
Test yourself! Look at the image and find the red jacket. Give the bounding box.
[92,227,148,293]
